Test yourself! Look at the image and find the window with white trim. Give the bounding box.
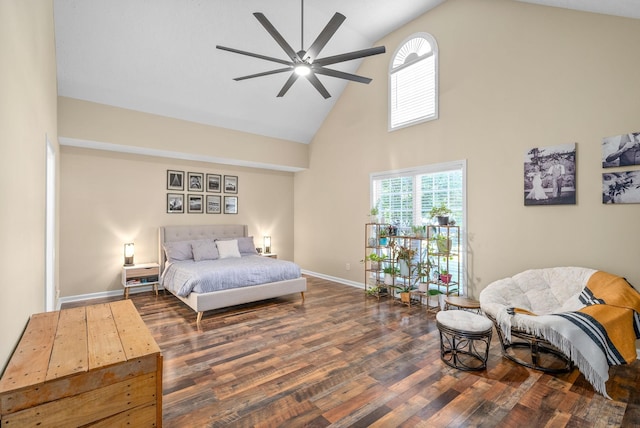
[371,161,465,291]
[389,33,438,130]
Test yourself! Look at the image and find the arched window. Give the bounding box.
[389,33,438,130]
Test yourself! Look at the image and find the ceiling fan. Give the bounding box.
[216,0,386,99]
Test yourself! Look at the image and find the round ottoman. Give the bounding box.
[436,310,493,371]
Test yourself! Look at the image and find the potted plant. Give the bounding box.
[439,269,452,284]
[411,224,426,238]
[378,228,389,246]
[366,285,383,296]
[416,258,433,291]
[383,266,398,285]
[366,253,386,270]
[434,234,451,254]
[428,203,452,225]
[397,284,414,304]
[396,246,416,277]
[369,206,379,223]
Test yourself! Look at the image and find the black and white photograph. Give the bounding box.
[206,195,221,214]
[224,175,238,193]
[224,196,238,214]
[524,143,576,206]
[187,194,204,213]
[167,193,184,213]
[602,170,640,204]
[206,174,221,193]
[602,131,640,168]
[188,172,204,191]
[167,170,184,191]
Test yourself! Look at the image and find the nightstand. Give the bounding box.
[121,262,160,299]
[262,253,278,259]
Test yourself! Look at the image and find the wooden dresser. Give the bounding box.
[0,300,162,427]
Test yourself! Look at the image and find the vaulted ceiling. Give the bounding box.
[54,0,640,144]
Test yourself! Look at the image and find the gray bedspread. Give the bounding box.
[161,255,302,297]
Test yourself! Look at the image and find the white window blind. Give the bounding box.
[389,33,438,130]
[372,166,463,231]
[390,55,435,128]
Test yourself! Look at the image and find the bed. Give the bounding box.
[158,224,306,323]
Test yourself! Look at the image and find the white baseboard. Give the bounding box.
[57,285,160,310]
[57,272,359,310]
[301,270,364,289]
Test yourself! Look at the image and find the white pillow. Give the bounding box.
[216,239,241,259]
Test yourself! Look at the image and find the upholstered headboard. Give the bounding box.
[158,224,248,272]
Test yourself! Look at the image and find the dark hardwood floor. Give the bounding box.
[63,276,640,427]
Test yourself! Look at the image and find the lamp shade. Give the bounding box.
[264,236,271,254]
[124,243,135,266]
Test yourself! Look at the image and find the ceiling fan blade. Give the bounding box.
[216,45,293,66]
[314,46,386,67]
[253,13,299,62]
[234,67,293,81]
[277,73,300,98]
[313,67,372,84]
[304,12,346,61]
[306,73,331,99]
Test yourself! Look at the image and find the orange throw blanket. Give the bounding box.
[576,271,640,364]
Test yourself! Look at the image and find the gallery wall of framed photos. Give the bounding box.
[166,170,239,214]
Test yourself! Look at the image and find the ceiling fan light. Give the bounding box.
[294,63,311,76]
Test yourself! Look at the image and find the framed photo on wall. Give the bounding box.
[524,143,576,206]
[167,193,184,213]
[224,175,238,193]
[188,172,204,192]
[187,194,203,213]
[167,170,184,191]
[206,174,221,193]
[602,131,640,168]
[224,196,238,214]
[206,195,221,214]
[602,170,640,204]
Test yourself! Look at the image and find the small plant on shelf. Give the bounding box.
[411,224,426,238]
[439,269,452,284]
[428,203,452,225]
[383,266,398,275]
[433,234,451,254]
[383,265,398,285]
[396,246,416,262]
[396,245,416,277]
[367,285,387,296]
[369,206,379,223]
[378,228,389,246]
[365,253,386,270]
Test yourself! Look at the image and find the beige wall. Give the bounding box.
[59,146,295,297]
[58,97,309,171]
[295,0,640,296]
[0,0,58,371]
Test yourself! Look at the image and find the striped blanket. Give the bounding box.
[508,271,640,398]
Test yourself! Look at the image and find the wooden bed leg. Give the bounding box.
[196,312,203,324]
[301,292,305,302]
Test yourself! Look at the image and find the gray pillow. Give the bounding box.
[192,239,219,262]
[163,241,194,262]
[237,236,258,255]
